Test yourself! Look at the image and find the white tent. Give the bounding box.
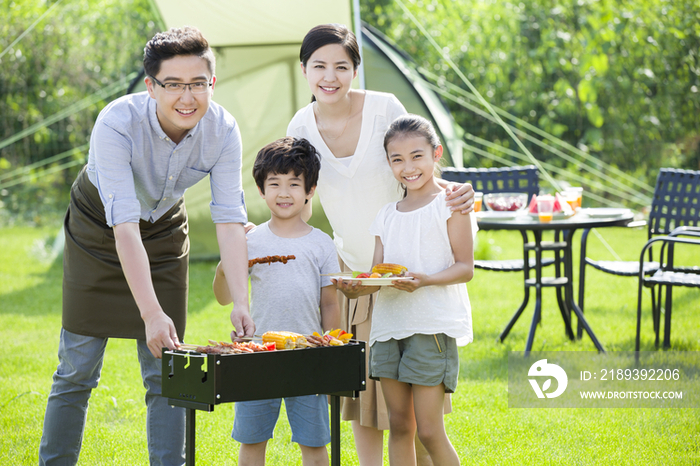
[144,0,462,258]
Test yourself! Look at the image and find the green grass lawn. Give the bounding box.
[1,225,699,465]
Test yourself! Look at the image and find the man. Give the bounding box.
[38,26,254,466]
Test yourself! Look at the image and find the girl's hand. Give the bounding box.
[445,182,475,214]
[390,272,429,293]
[333,278,379,299]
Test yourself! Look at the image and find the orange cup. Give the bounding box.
[474,192,483,212]
[563,187,583,210]
[537,195,554,223]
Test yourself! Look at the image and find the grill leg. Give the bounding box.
[186,408,196,466]
[330,395,341,466]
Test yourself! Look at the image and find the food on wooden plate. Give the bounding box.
[248,255,296,267]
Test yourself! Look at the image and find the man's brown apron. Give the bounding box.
[62,167,189,340]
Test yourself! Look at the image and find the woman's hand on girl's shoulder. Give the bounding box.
[444,182,475,214]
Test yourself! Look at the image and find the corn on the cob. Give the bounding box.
[371,263,408,275]
[262,331,301,350]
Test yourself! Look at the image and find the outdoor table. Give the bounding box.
[476,208,635,354]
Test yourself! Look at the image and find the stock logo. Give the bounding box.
[528,359,568,399]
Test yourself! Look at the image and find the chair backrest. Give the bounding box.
[441,165,540,200]
[648,168,700,236]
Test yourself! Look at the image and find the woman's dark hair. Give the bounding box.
[143,26,216,78]
[253,137,321,195]
[384,114,441,153]
[300,24,361,69]
[300,24,361,103]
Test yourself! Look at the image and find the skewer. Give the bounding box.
[178,344,201,351]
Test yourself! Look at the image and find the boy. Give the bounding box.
[213,137,340,466]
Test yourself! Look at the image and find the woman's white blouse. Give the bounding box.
[287,91,406,272]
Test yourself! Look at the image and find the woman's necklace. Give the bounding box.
[315,97,353,140]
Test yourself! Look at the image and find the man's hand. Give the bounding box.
[143,310,180,358]
[230,306,255,338]
[114,222,178,359]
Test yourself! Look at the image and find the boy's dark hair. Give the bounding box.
[143,26,216,78]
[253,137,321,195]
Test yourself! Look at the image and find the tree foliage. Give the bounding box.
[362,0,700,187]
[1,0,699,225]
[0,0,159,225]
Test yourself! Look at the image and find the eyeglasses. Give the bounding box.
[149,75,213,95]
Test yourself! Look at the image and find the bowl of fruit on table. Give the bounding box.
[483,192,529,212]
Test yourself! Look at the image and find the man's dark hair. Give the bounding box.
[143,26,216,77]
[253,137,321,195]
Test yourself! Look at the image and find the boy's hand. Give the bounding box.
[390,272,428,293]
[332,278,379,299]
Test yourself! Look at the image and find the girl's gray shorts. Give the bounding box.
[369,333,459,393]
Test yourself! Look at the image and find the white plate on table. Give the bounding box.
[330,276,414,286]
[476,211,526,221]
[581,208,632,218]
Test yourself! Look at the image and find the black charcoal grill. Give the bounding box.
[163,341,366,465]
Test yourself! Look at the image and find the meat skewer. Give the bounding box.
[248,255,296,267]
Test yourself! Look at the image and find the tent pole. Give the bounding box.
[352,0,366,90]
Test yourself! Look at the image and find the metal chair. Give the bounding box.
[635,227,700,350]
[578,168,700,341]
[441,165,555,272]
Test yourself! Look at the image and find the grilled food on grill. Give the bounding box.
[187,340,276,354]
[262,331,312,349]
[181,329,354,354]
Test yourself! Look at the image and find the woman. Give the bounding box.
[286,24,474,465]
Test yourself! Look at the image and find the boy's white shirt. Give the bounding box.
[246,222,339,336]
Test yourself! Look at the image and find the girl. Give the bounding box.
[287,23,475,465]
[341,114,475,466]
